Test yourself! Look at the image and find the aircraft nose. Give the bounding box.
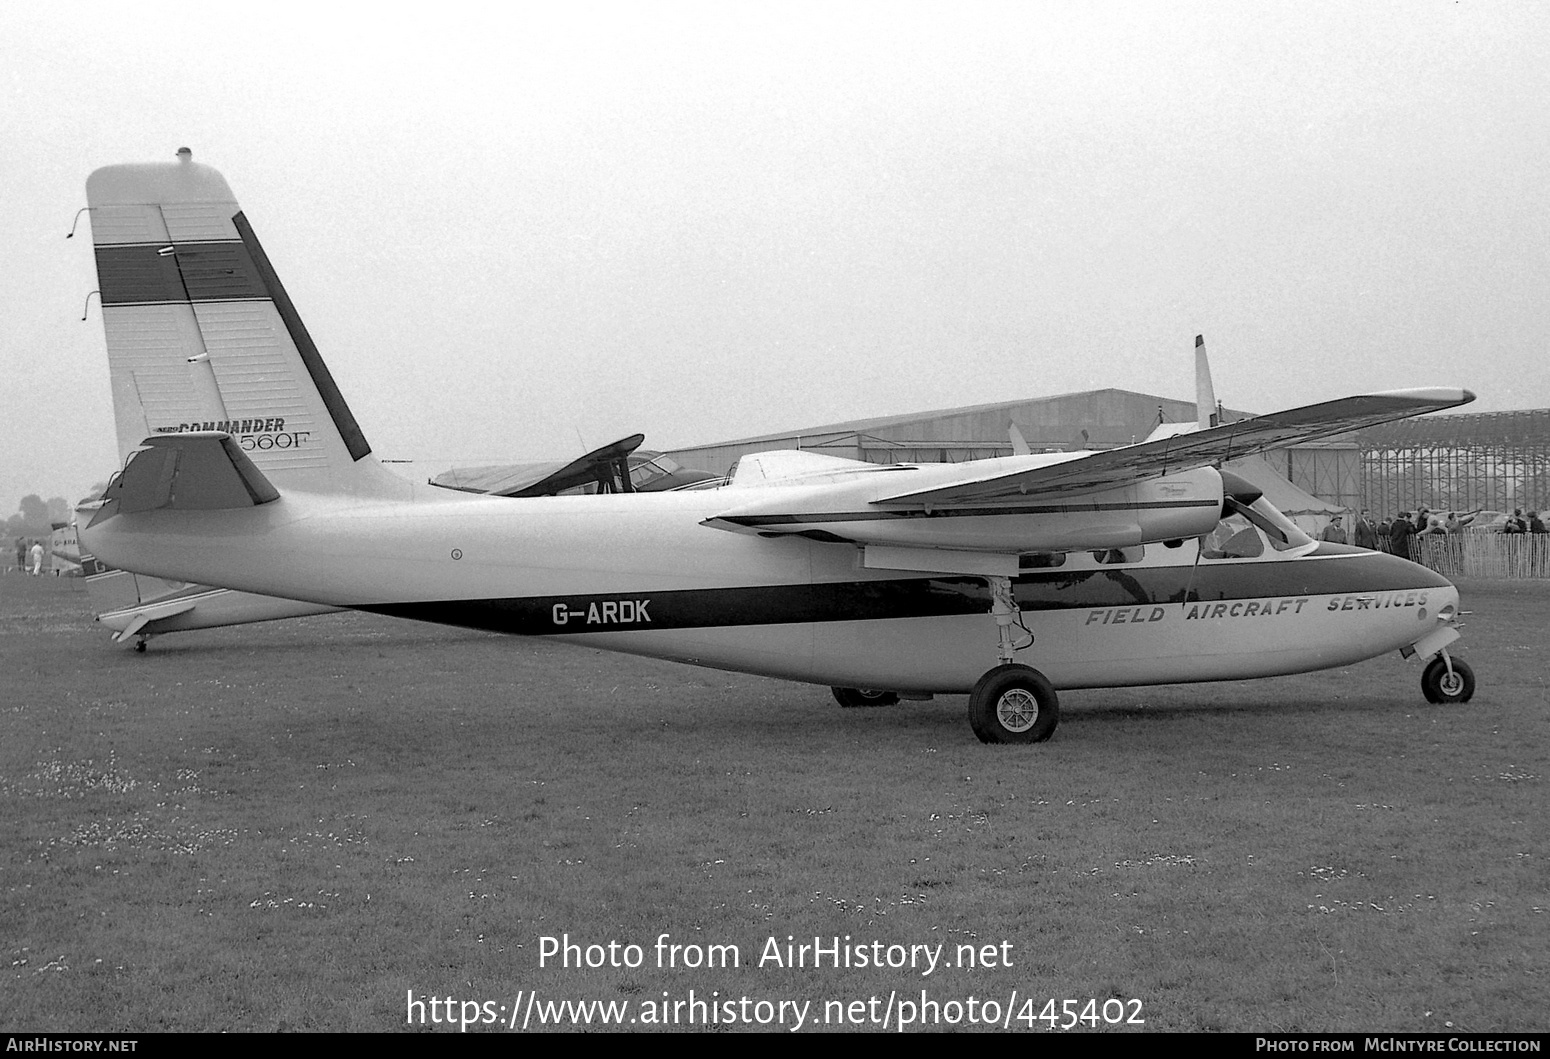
[1384,549,1456,590]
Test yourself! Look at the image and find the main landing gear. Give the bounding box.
[831,575,1058,743]
[968,664,1059,743]
[967,575,1059,744]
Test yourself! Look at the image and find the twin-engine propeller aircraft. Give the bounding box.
[77,152,1478,743]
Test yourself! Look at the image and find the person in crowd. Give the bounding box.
[1443,510,1481,533]
[1505,508,1528,534]
[1353,510,1379,549]
[1530,511,1547,534]
[1389,511,1415,560]
[1321,515,1347,544]
[1375,515,1392,553]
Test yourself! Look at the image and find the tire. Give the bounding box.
[967,664,1059,744]
[1422,656,1475,704]
[831,687,900,708]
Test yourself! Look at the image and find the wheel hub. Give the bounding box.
[996,689,1040,733]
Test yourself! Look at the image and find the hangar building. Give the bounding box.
[1355,408,1550,518]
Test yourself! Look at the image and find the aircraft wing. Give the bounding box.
[703,386,1473,565]
[877,387,1474,508]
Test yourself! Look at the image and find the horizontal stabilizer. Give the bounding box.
[96,432,279,516]
[112,601,198,643]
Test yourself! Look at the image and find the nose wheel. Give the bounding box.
[1422,653,1474,703]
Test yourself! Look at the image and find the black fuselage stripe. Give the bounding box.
[719,499,1221,524]
[356,553,1451,636]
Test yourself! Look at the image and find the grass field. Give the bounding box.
[2,574,1545,1032]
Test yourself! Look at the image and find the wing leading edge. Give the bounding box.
[877,387,1474,508]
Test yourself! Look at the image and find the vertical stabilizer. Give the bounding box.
[1008,422,1031,456]
[1195,334,1219,430]
[85,149,403,497]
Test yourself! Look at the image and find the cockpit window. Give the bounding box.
[1201,513,1263,559]
[1231,496,1313,552]
[1201,495,1315,559]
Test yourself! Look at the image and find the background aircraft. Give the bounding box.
[77,154,1476,741]
[428,435,720,496]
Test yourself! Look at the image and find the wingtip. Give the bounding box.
[1366,386,1476,407]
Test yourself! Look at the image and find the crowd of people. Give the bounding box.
[1320,507,1547,557]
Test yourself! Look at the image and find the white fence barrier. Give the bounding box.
[1408,534,1550,579]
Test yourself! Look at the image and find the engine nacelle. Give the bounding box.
[707,465,1224,553]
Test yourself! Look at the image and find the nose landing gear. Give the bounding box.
[1422,652,1475,703]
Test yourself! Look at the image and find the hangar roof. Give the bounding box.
[1356,408,1550,448]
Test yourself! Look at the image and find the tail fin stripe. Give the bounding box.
[232,211,372,462]
[95,241,269,305]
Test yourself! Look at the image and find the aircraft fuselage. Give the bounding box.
[80,482,1457,694]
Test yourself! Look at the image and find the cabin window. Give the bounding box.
[1019,552,1066,569]
[1090,546,1144,565]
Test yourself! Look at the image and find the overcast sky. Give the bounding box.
[3,2,1547,515]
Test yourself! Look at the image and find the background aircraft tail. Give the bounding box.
[1143,334,1223,443]
[86,149,402,497]
[1195,334,1219,430]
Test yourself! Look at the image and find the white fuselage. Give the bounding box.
[78,479,1459,694]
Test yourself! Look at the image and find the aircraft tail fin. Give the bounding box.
[1141,334,1225,444]
[1195,334,1219,430]
[85,149,404,498]
[1008,421,1031,456]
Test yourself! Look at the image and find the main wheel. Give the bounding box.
[1422,656,1475,703]
[832,687,900,708]
[967,664,1059,744]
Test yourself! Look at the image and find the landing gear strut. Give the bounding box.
[968,575,1059,744]
[988,575,1022,665]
